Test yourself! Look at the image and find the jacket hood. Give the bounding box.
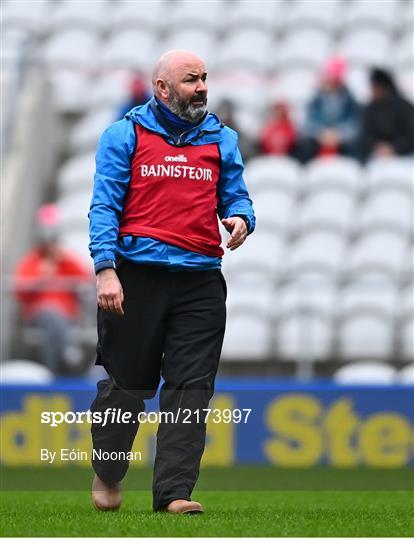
[124,98,224,143]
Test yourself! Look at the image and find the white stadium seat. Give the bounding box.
[344,0,399,32]
[275,310,333,361]
[87,71,132,110]
[295,189,356,235]
[57,152,96,197]
[396,364,414,385]
[49,0,109,34]
[160,30,217,71]
[273,68,317,108]
[284,0,340,32]
[0,360,54,384]
[58,191,93,232]
[287,229,346,279]
[110,0,167,34]
[70,108,116,154]
[359,190,413,235]
[276,29,332,71]
[275,281,337,316]
[60,230,91,264]
[226,0,282,32]
[346,66,371,104]
[221,228,286,281]
[222,312,271,360]
[338,29,391,69]
[3,0,49,35]
[400,315,414,360]
[338,313,394,360]
[394,31,414,71]
[347,230,408,280]
[49,69,94,114]
[304,157,362,193]
[338,279,399,319]
[334,362,396,385]
[252,189,296,233]
[101,30,158,72]
[169,0,227,32]
[217,29,275,73]
[366,158,414,193]
[43,30,100,69]
[244,156,301,194]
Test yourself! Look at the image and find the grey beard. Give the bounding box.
[167,87,207,123]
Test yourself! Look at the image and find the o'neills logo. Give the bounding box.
[141,164,213,181]
[164,154,188,163]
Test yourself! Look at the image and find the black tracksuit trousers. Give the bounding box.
[90,260,227,511]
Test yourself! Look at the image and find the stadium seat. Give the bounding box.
[168,0,227,32]
[337,313,394,360]
[286,228,346,280]
[275,280,337,316]
[272,68,317,108]
[333,362,396,385]
[244,156,301,194]
[0,360,54,384]
[345,66,371,103]
[399,315,414,360]
[57,152,96,197]
[394,31,414,71]
[217,29,275,73]
[343,0,399,32]
[101,30,158,72]
[275,310,333,361]
[60,230,91,264]
[304,157,362,194]
[225,0,282,32]
[276,29,332,71]
[49,0,109,34]
[346,230,409,281]
[252,189,296,233]
[338,279,399,319]
[69,108,116,154]
[2,0,49,35]
[43,30,100,69]
[87,71,133,110]
[358,190,412,235]
[110,0,167,34]
[338,29,391,68]
[284,0,340,32]
[294,188,356,235]
[366,158,414,194]
[396,363,414,385]
[49,69,94,114]
[58,191,93,231]
[160,29,217,71]
[221,228,287,283]
[221,311,271,360]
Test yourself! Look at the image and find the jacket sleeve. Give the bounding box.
[88,119,136,269]
[217,128,256,234]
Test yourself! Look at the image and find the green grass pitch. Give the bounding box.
[1,468,413,537]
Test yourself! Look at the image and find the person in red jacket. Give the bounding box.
[13,204,92,373]
[260,100,297,156]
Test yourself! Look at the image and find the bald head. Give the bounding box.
[152,49,208,122]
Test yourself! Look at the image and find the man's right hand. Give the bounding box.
[96,268,124,316]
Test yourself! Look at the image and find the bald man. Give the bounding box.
[89,50,255,514]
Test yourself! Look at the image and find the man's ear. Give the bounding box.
[156,79,169,101]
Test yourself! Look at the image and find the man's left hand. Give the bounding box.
[222,217,248,251]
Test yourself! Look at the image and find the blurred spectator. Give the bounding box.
[117,72,151,119]
[359,68,414,162]
[13,204,92,374]
[216,98,259,162]
[259,100,297,157]
[298,57,360,163]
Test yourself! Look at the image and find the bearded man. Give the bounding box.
[88,50,255,514]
